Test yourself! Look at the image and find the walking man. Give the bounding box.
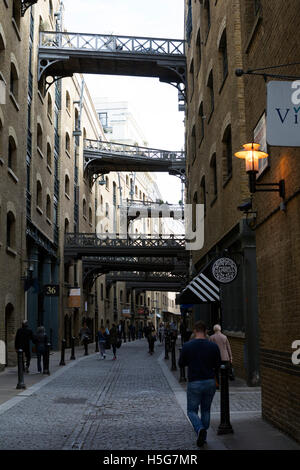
[178,321,221,447]
[15,320,34,373]
[209,324,233,388]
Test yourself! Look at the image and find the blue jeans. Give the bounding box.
[187,379,216,435]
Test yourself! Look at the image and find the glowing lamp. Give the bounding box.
[235,143,268,173]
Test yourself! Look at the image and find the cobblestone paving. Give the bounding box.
[0,340,198,450]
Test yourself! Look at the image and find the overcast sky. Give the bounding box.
[62,0,185,204]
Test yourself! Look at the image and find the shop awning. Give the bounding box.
[176,262,220,305]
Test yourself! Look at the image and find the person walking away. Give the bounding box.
[158,323,164,343]
[98,326,107,359]
[109,324,118,360]
[209,324,233,388]
[148,329,157,355]
[79,322,91,355]
[34,326,48,374]
[15,320,34,373]
[178,321,221,448]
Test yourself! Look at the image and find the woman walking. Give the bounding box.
[98,326,107,359]
[34,326,48,374]
[109,323,118,360]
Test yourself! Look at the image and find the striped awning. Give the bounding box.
[182,272,220,303]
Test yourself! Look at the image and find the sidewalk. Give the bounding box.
[0,342,97,406]
[157,340,300,450]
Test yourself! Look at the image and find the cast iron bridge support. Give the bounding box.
[21,1,38,16]
[65,233,188,261]
[38,31,186,95]
[84,139,186,181]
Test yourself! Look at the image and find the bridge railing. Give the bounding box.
[65,233,186,248]
[84,139,185,162]
[40,31,185,56]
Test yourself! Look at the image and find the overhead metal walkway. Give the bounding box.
[121,200,184,222]
[38,31,186,93]
[65,233,187,261]
[105,272,185,292]
[84,139,186,179]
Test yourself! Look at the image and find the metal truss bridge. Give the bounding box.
[81,256,188,287]
[84,139,186,179]
[38,31,186,93]
[65,233,187,261]
[105,272,185,292]
[120,200,184,222]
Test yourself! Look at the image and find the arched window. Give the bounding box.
[83,198,87,218]
[46,194,51,219]
[66,91,71,112]
[49,0,54,18]
[219,29,228,84]
[37,123,43,152]
[47,93,52,120]
[64,218,69,233]
[203,0,211,40]
[10,62,18,100]
[105,176,109,190]
[65,174,70,196]
[89,207,92,225]
[192,191,198,232]
[222,125,232,179]
[210,153,218,198]
[8,135,17,172]
[36,180,42,208]
[12,0,21,30]
[126,175,129,186]
[207,70,214,116]
[6,211,16,248]
[47,142,52,168]
[65,132,70,153]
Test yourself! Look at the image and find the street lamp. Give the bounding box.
[235,143,285,198]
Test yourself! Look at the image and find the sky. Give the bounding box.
[62,0,185,204]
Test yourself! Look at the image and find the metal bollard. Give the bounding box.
[171,338,177,371]
[70,336,76,360]
[59,339,66,366]
[178,347,186,382]
[217,364,234,435]
[43,343,51,375]
[164,336,169,360]
[16,349,26,390]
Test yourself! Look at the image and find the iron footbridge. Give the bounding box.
[38,31,186,94]
[65,233,188,260]
[84,139,186,180]
[105,271,185,292]
[120,200,184,222]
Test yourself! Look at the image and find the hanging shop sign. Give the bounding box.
[211,257,238,285]
[68,288,81,308]
[267,80,300,146]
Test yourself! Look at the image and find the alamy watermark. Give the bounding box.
[95,203,204,251]
[0,80,5,105]
[0,340,5,366]
[291,340,300,366]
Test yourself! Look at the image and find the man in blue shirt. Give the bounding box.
[178,320,221,447]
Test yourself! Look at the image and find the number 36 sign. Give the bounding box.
[44,285,60,296]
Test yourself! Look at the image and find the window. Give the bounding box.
[98,112,108,127]
[6,211,16,248]
[10,62,18,100]
[198,103,204,144]
[186,0,192,44]
[83,198,87,218]
[47,143,52,168]
[49,0,54,18]
[203,0,211,41]
[36,181,42,208]
[66,91,71,112]
[191,125,196,163]
[8,136,17,172]
[64,218,69,233]
[37,123,43,152]
[89,207,92,225]
[65,132,70,153]
[105,176,109,190]
[47,93,52,120]
[65,174,70,196]
[12,0,21,30]
[210,153,218,198]
[126,175,129,186]
[192,191,198,232]
[196,29,201,72]
[200,176,206,216]
[46,195,51,219]
[222,125,232,179]
[207,70,214,117]
[189,59,194,99]
[219,30,228,85]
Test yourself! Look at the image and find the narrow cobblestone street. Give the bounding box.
[0,339,299,451]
